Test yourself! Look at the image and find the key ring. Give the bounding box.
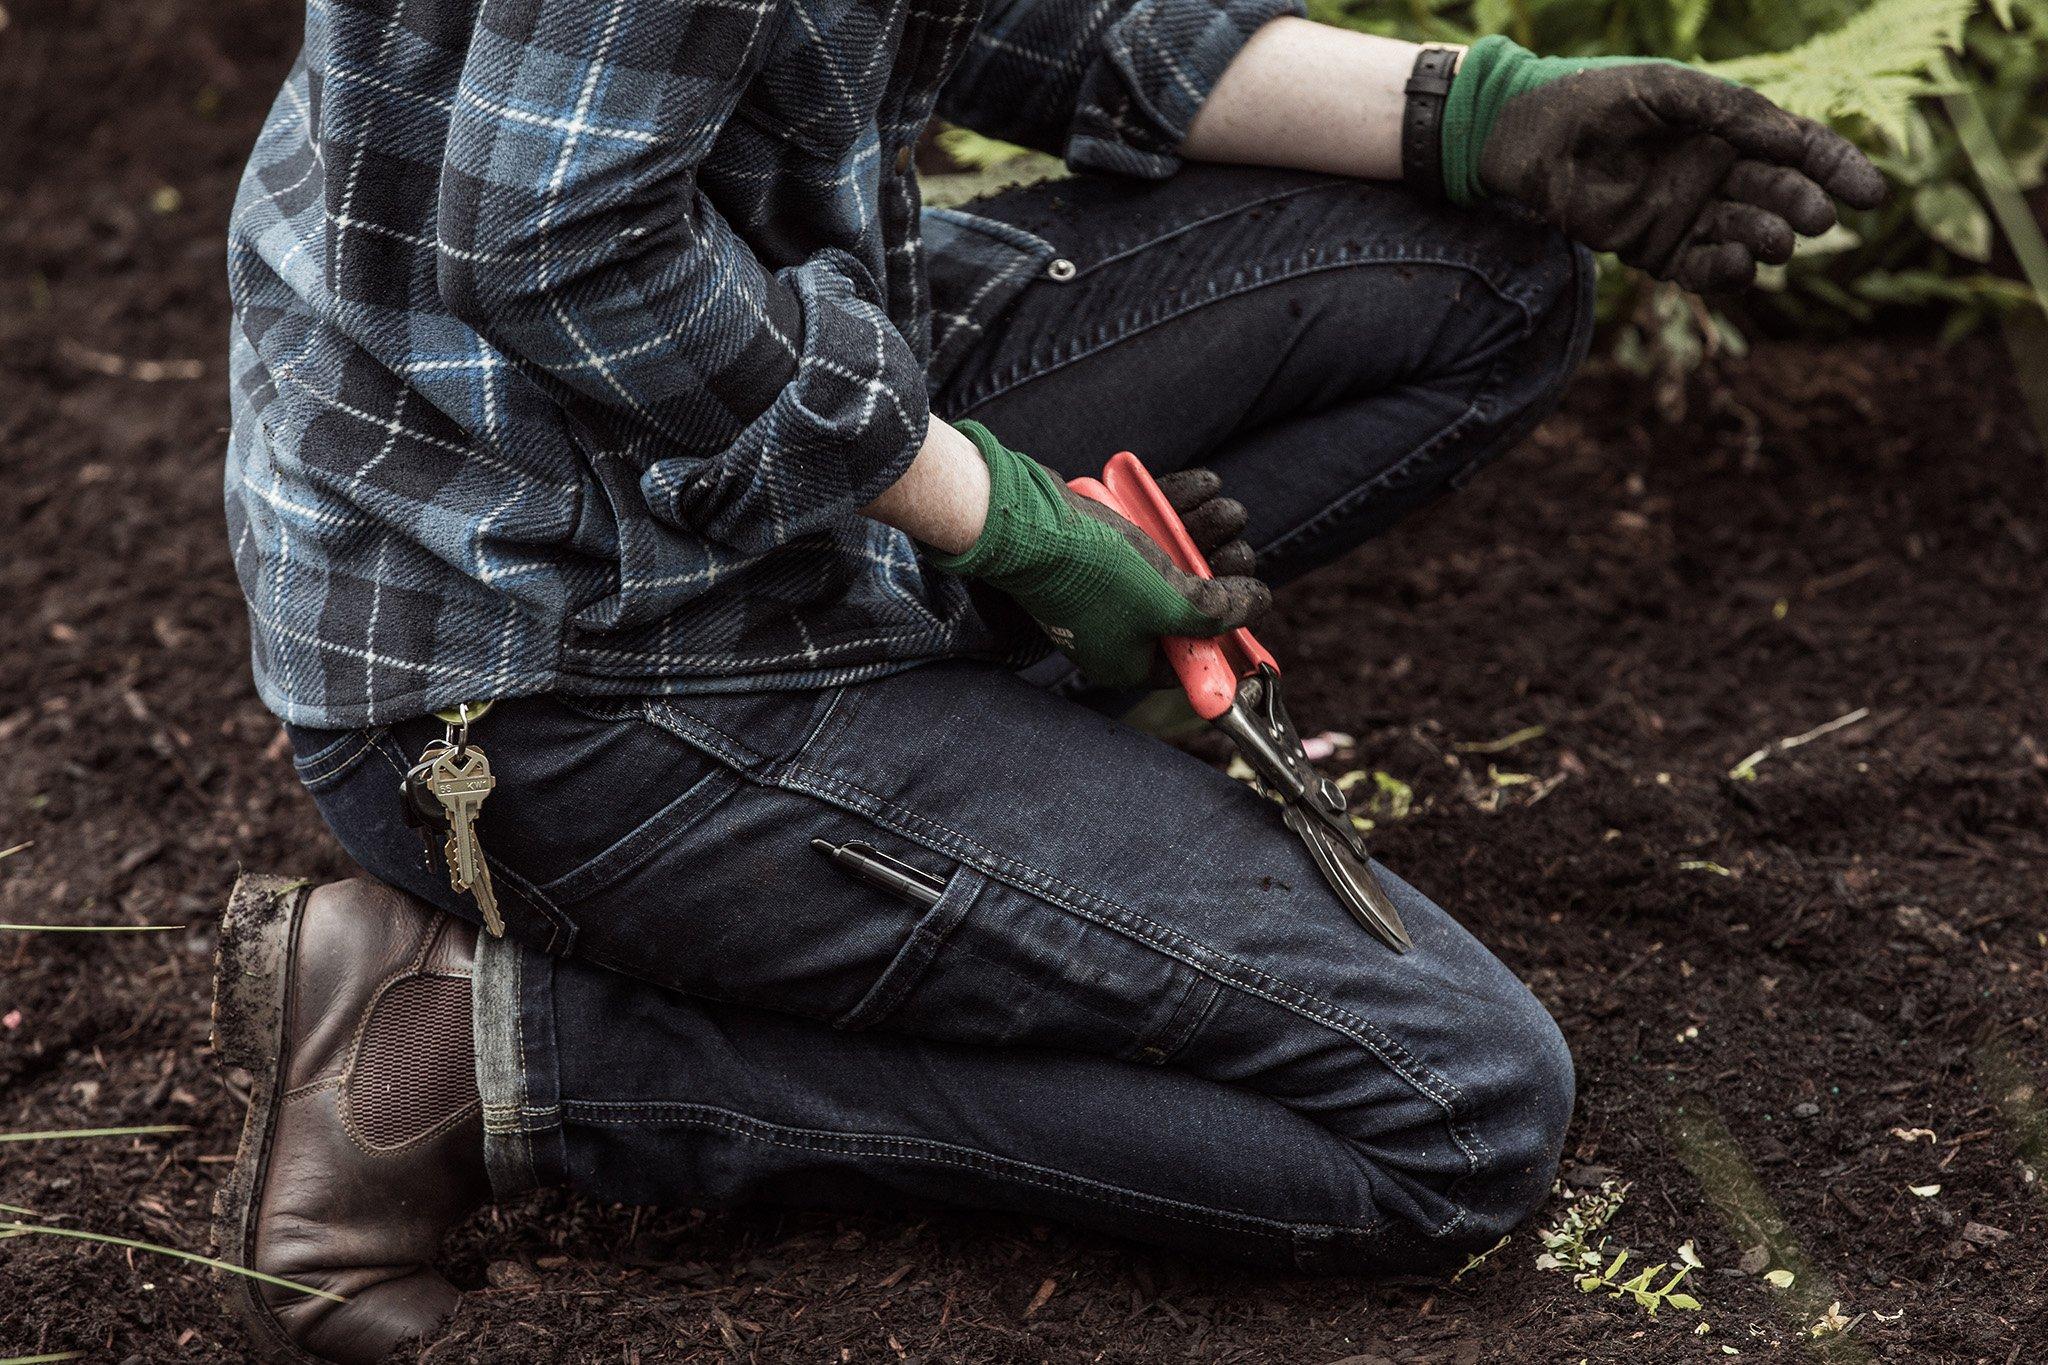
[432,700,493,757]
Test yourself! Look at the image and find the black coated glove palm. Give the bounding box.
[1443,37,1889,294]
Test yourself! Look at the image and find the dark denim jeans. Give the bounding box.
[286,166,1595,1272]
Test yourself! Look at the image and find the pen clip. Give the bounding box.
[841,840,940,888]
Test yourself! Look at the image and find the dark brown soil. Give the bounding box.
[4,1,2047,1360]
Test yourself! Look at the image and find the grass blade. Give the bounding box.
[0,1125,191,1144]
[1942,56,2048,318]
[0,842,31,861]
[1,1353,89,1363]
[0,1221,346,1303]
[0,924,186,933]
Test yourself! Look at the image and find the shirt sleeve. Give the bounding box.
[936,0,1305,179]
[435,0,929,554]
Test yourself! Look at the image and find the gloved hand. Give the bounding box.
[934,422,1270,688]
[1441,35,1888,293]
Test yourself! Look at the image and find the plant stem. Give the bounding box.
[1941,54,2048,320]
[0,1222,347,1303]
[0,924,186,933]
[0,1125,191,1144]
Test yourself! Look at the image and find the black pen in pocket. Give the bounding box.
[810,838,946,910]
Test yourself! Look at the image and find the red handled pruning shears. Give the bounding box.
[1070,452,1413,954]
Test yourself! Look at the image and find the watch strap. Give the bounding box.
[1402,45,1462,205]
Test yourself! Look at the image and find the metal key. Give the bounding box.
[426,744,504,937]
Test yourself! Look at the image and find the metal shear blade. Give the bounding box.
[1283,805,1413,953]
[1214,667,1412,954]
[1065,452,1412,956]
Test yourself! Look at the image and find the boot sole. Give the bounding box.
[211,874,325,1365]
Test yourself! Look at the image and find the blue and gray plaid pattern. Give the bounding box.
[226,0,1300,727]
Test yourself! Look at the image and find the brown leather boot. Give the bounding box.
[212,875,489,1363]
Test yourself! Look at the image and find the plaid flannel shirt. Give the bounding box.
[226,0,1300,727]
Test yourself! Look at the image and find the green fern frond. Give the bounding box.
[1707,0,1978,147]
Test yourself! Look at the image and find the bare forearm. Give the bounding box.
[1182,18,1436,180]
[862,416,990,553]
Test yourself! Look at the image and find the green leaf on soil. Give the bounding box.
[1368,772,1413,820]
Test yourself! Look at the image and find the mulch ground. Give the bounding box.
[4,1,2048,1360]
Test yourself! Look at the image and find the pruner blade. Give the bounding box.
[1283,804,1413,953]
[1066,450,1414,956]
[1217,669,1412,955]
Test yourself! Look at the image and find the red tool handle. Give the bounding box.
[1068,451,1277,720]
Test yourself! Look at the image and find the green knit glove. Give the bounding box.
[933,423,1269,688]
[1441,35,1886,293]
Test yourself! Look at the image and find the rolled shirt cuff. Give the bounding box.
[1065,0,1306,179]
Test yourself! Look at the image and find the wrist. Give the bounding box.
[928,421,1033,577]
[1441,34,1529,207]
[1400,44,1463,205]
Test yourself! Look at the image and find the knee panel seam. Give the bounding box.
[775,758,1494,1237]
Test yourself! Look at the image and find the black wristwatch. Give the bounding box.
[1402,45,1463,205]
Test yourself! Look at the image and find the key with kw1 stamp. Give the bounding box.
[424,744,503,937]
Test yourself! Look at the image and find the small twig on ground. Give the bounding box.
[1454,725,1547,755]
[0,1221,345,1302]
[0,924,185,933]
[1730,707,1870,780]
[0,1125,191,1144]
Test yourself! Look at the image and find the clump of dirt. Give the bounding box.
[3,0,2046,1360]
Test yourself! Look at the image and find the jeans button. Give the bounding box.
[893,144,912,175]
[1046,258,1076,282]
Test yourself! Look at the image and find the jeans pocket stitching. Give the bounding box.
[640,700,758,770]
[794,685,861,764]
[480,856,575,956]
[534,764,744,906]
[366,731,418,783]
[291,727,364,771]
[834,863,984,1031]
[550,695,643,724]
[295,730,380,789]
[779,761,1492,1195]
[643,687,851,781]
[1147,972,1223,1066]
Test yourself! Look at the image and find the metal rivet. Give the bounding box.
[1046,258,1076,282]
[893,145,912,175]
